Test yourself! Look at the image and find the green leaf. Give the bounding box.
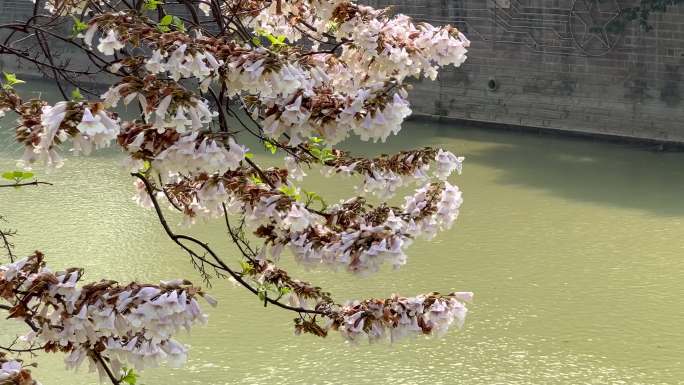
[70,88,83,102]
[2,170,33,183]
[239,260,253,274]
[266,34,286,46]
[305,190,320,201]
[71,16,88,35]
[326,21,339,33]
[249,175,263,185]
[244,152,254,159]
[144,0,163,10]
[278,185,300,200]
[2,72,25,89]
[120,368,138,385]
[255,29,288,48]
[264,141,277,154]
[251,36,262,46]
[171,16,186,32]
[279,286,292,296]
[257,289,266,302]
[159,15,173,26]
[265,34,277,44]
[159,15,185,32]
[319,148,335,163]
[304,189,327,210]
[309,143,334,163]
[308,136,323,145]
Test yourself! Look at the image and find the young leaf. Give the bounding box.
[249,175,263,185]
[159,15,173,26]
[264,141,277,154]
[120,368,138,385]
[279,286,292,296]
[1,172,14,181]
[157,15,173,32]
[171,16,186,32]
[144,0,163,10]
[239,260,253,274]
[71,16,88,35]
[2,72,25,89]
[309,136,323,145]
[278,185,300,200]
[70,88,84,102]
[319,148,335,163]
[304,190,327,210]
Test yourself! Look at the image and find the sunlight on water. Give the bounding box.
[1,85,683,384]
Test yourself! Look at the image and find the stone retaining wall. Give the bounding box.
[3,1,684,142]
[365,0,684,142]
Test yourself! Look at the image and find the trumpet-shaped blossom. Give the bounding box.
[97,29,124,55]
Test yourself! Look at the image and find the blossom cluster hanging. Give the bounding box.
[231,259,474,343]
[0,0,477,382]
[9,98,121,169]
[0,253,214,380]
[0,353,38,385]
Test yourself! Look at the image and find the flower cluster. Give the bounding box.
[237,258,473,343]
[304,146,465,198]
[0,253,214,379]
[333,292,472,343]
[83,13,429,145]
[152,163,462,273]
[0,353,39,385]
[31,102,119,168]
[0,0,477,372]
[1,90,121,170]
[331,3,470,83]
[284,181,463,272]
[101,77,215,134]
[118,123,248,184]
[242,259,334,310]
[40,0,89,15]
[239,1,469,83]
[155,133,247,177]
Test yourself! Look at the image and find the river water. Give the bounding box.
[1,85,684,384]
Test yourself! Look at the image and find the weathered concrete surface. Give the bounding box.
[365,0,684,143]
[3,1,684,142]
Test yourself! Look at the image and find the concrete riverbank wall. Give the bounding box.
[2,1,684,143]
[364,0,684,143]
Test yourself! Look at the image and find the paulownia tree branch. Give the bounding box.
[0,1,474,384]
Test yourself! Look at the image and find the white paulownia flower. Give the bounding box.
[97,29,125,56]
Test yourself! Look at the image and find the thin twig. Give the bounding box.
[0,181,53,188]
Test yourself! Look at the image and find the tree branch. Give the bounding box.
[131,172,328,315]
[0,181,53,188]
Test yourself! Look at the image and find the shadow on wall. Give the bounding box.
[377,121,684,217]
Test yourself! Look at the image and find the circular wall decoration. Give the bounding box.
[569,0,624,56]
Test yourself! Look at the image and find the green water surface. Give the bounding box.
[1,87,683,385]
